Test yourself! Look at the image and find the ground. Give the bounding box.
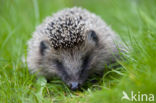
[0,0,156,103]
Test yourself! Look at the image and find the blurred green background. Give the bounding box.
[0,0,156,103]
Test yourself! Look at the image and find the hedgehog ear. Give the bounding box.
[40,40,50,56]
[87,30,98,44]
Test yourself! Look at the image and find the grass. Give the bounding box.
[0,0,156,103]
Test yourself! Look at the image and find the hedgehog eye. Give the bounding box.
[81,52,91,75]
[88,30,99,43]
[40,41,49,56]
[81,54,90,70]
[53,59,69,80]
[79,53,91,80]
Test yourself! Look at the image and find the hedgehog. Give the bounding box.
[27,7,124,90]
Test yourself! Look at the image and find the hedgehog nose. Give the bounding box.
[69,82,79,90]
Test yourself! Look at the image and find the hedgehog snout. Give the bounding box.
[68,82,80,90]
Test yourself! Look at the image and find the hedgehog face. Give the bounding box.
[39,30,99,90]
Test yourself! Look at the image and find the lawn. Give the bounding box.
[0,0,156,103]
